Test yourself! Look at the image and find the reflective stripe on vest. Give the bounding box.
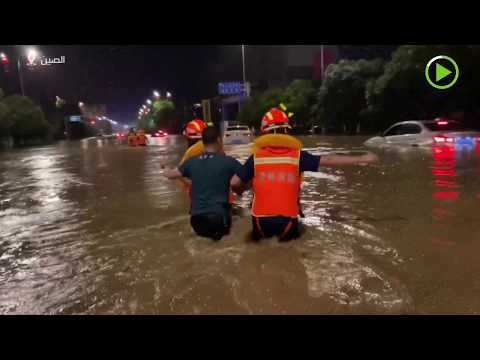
[191,121,202,132]
[252,147,300,218]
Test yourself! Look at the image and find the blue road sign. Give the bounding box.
[218,82,243,95]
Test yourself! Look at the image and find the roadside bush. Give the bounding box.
[1,95,51,143]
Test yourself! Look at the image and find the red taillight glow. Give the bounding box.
[433,191,459,201]
[437,121,448,125]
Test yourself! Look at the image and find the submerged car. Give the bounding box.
[364,119,480,148]
[150,130,168,138]
[223,125,252,145]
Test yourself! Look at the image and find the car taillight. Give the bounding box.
[434,135,454,143]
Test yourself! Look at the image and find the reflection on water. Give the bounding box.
[1,136,480,314]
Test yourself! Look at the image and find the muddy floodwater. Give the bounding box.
[1,135,480,314]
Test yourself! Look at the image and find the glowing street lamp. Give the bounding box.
[26,48,38,65]
[153,90,160,98]
[16,46,41,96]
[79,102,85,107]
[146,99,152,105]
[166,91,172,99]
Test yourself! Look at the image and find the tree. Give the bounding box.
[0,88,11,138]
[138,99,176,132]
[237,87,284,129]
[237,81,317,131]
[0,102,11,138]
[2,95,51,143]
[280,79,316,130]
[312,58,384,133]
[98,119,113,135]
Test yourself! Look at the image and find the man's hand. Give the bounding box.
[230,175,248,195]
[358,152,379,164]
[163,167,183,180]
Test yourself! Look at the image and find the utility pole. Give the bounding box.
[241,45,246,85]
[241,45,250,97]
[320,45,325,79]
[17,57,25,96]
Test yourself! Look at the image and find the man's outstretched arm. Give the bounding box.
[319,152,378,167]
[230,156,254,195]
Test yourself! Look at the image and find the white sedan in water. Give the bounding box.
[223,125,252,145]
[364,119,480,148]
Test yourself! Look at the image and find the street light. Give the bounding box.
[26,48,38,64]
[153,90,160,98]
[166,91,172,99]
[146,99,152,105]
[14,46,41,96]
[79,102,85,107]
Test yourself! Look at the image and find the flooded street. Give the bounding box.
[1,135,480,314]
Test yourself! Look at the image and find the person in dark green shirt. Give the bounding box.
[164,126,242,241]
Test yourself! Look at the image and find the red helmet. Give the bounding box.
[261,108,292,133]
[183,119,207,139]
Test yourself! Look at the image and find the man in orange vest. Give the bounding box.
[182,118,207,147]
[230,107,379,242]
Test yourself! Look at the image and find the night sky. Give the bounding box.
[0,45,395,124]
[0,45,243,124]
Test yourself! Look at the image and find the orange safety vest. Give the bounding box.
[137,133,147,146]
[128,134,137,146]
[252,146,301,218]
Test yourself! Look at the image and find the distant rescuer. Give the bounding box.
[230,107,379,242]
[136,128,149,146]
[182,118,207,147]
[164,126,242,241]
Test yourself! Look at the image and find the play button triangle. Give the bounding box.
[436,63,452,82]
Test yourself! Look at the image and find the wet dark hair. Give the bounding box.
[202,126,220,145]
